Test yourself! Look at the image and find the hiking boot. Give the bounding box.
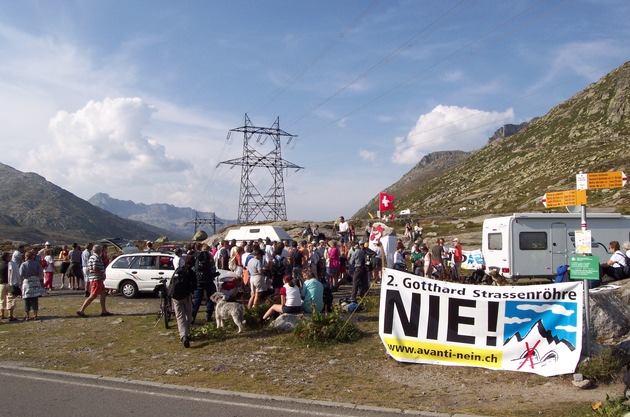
[182,337,190,348]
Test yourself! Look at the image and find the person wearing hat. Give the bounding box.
[452,238,463,282]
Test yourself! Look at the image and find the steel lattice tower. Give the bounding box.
[219,114,302,224]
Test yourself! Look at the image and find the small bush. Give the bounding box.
[577,347,622,383]
[293,306,362,345]
[587,394,630,417]
[189,322,227,341]
[244,300,273,329]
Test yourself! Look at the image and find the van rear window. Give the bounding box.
[488,233,502,250]
[519,232,547,250]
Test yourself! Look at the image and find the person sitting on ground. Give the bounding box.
[262,275,302,321]
[600,240,628,281]
[301,268,323,314]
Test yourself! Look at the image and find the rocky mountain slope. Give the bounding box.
[354,60,630,220]
[0,163,174,244]
[88,193,234,240]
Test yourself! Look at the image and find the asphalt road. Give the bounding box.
[0,364,453,417]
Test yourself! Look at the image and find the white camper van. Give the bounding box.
[224,225,292,243]
[482,213,630,279]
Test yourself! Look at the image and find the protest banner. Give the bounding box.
[379,268,583,377]
[460,249,484,270]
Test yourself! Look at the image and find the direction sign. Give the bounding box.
[542,189,587,208]
[576,171,627,190]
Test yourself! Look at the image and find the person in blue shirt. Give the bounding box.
[301,269,323,313]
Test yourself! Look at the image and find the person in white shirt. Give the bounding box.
[338,216,350,248]
[600,240,627,281]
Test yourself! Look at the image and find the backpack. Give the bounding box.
[619,252,630,278]
[168,267,189,300]
[195,251,216,277]
[272,255,286,277]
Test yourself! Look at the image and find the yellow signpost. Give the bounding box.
[542,189,587,208]
[576,171,628,190]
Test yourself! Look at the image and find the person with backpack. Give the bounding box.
[191,243,219,324]
[169,255,196,348]
[269,243,287,297]
[600,240,629,281]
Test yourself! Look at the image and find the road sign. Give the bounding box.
[542,189,587,208]
[569,255,600,281]
[576,171,627,190]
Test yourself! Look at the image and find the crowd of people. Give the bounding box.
[0,241,112,323]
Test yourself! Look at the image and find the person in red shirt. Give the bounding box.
[452,238,463,282]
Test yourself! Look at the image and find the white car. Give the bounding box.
[104,252,239,299]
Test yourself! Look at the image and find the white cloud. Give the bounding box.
[517,303,574,316]
[390,105,514,164]
[504,316,531,325]
[359,149,377,162]
[28,97,191,202]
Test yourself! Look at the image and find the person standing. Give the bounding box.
[338,216,349,249]
[76,245,112,317]
[0,252,17,321]
[349,240,368,303]
[82,243,93,297]
[43,249,55,290]
[452,238,463,282]
[247,249,266,309]
[68,243,83,291]
[58,245,70,289]
[19,251,45,320]
[326,240,340,290]
[170,256,196,348]
[191,243,218,324]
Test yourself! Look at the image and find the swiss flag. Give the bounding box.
[379,192,395,212]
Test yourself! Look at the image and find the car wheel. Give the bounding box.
[120,280,139,299]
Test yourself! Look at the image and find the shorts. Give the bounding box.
[24,297,39,312]
[1,284,18,310]
[90,280,105,296]
[250,275,267,293]
[339,232,348,243]
[282,305,302,314]
[60,262,70,274]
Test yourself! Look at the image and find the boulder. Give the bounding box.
[270,313,303,331]
[589,279,630,343]
[193,230,208,241]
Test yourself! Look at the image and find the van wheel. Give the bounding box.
[120,281,139,299]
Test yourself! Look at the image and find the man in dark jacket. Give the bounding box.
[171,256,197,348]
[191,243,219,325]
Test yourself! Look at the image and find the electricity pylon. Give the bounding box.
[219,114,302,224]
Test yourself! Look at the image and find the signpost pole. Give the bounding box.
[579,170,592,358]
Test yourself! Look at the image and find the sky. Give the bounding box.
[1,0,629,222]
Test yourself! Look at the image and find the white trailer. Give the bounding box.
[482,213,630,278]
[224,224,292,243]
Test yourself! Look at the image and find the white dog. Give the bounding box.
[210,292,245,333]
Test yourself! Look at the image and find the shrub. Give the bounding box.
[244,300,273,329]
[293,306,362,345]
[577,347,622,383]
[189,322,226,341]
[587,395,630,417]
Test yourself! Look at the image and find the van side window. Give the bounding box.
[488,233,502,250]
[519,232,547,250]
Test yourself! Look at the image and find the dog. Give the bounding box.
[209,292,245,333]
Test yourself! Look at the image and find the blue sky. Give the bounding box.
[1,1,629,222]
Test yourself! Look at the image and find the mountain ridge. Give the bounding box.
[353,60,630,219]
